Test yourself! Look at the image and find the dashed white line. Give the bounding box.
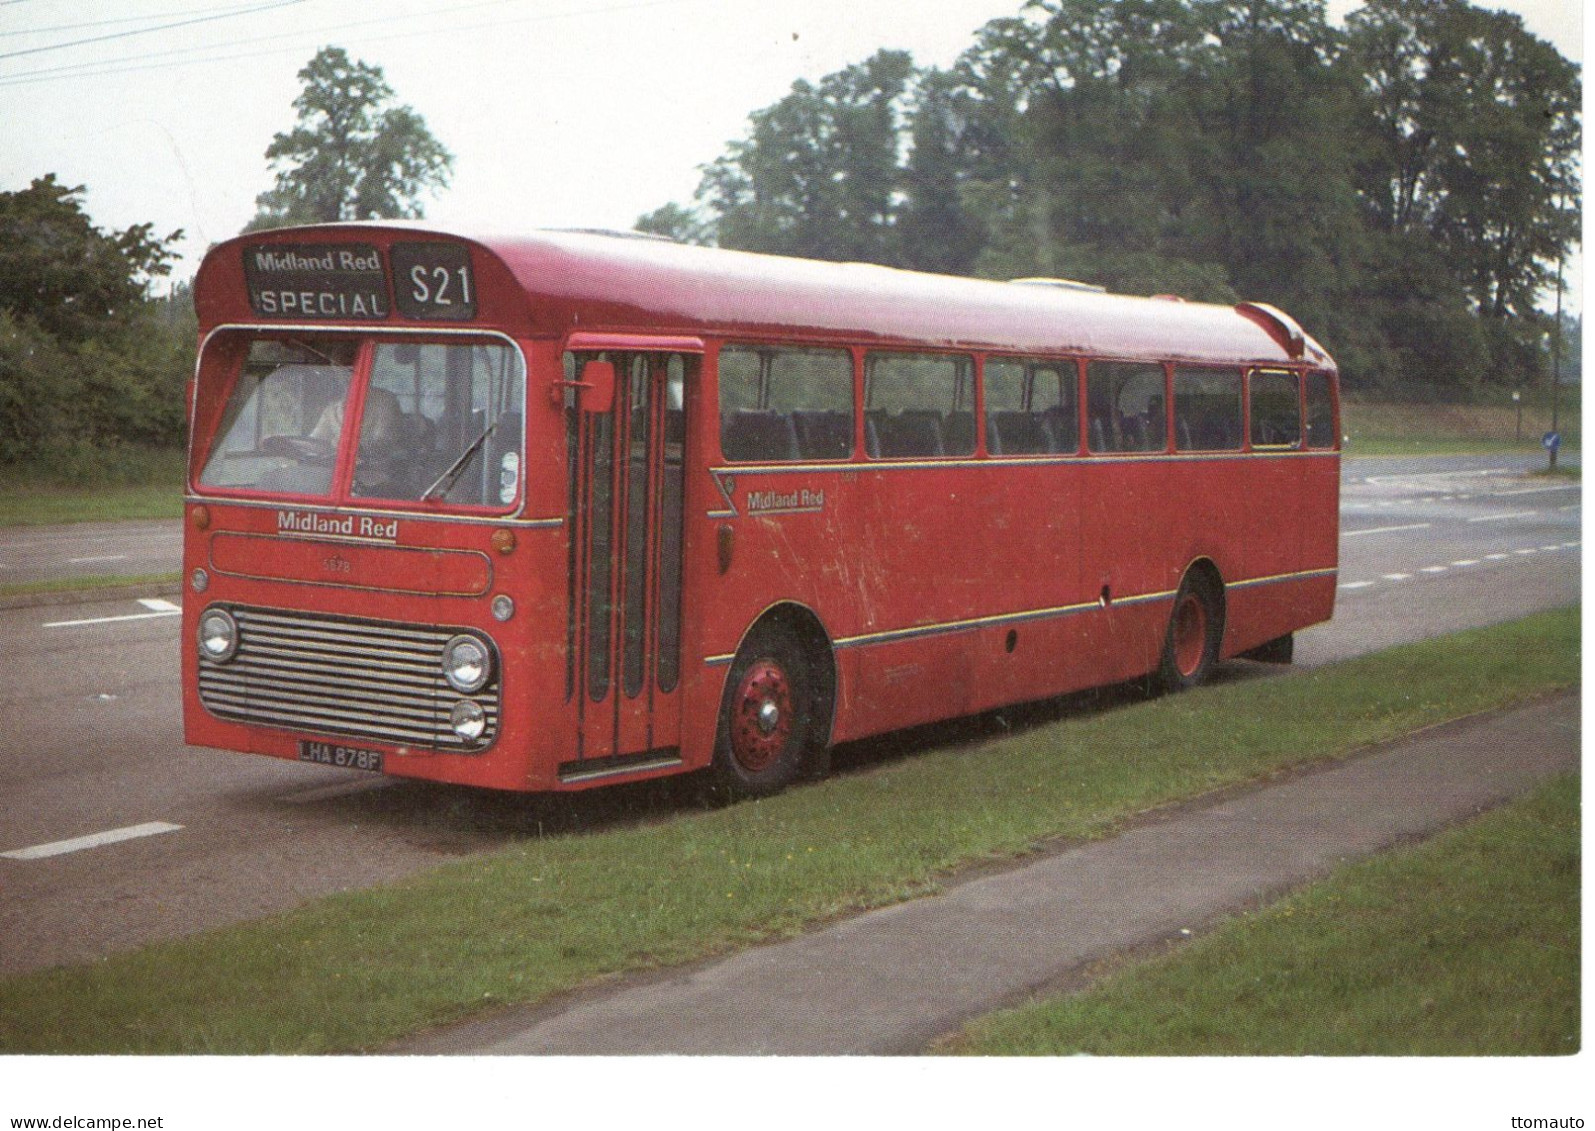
[1451,560,1480,567]
[44,608,182,629]
[1485,553,1510,560]
[1339,581,1375,590]
[1382,573,1412,581]
[67,554,129,564]
[1420,566,1449,574]
[1344,523,1432,538]
[2,821,183,861]
[1495,484,1581,497]
[138,597,181,612]
[1466,510,1539,523]
[1514,548,1539,556]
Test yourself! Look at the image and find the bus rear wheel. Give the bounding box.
[1158,573,1221,693]
[712,628,820,799]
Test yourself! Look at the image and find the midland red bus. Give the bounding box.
[183,224,1339,797]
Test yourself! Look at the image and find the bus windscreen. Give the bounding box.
[197,336,525,508]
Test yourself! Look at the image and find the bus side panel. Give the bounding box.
[963,462,1089,715]
[1301,453,1341,581]
[1076,459,1183,684]
[825,464,980,741]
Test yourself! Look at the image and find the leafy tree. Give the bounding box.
[636,0,1579,399]
[683,50,918,263]
[249,46,453,230]
[0,176,188,462]
[1344,0,1580,387]
[0,174,181,343]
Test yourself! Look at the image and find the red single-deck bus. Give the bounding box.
[183,224,1338,796]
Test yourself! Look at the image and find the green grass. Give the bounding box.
[951,773,1580,1055]
[0,572,181,601]
[0,606,1578,1054]
[0,445,185,526]
[1343,400,1580,456]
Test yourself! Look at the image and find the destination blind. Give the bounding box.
[242,243,390,320]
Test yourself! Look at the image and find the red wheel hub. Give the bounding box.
[1172,593,1208,678]
[730,659,794,773]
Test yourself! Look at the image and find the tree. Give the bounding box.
[0,176,188,461]
[0,174,181,343]
[249,46,453,231]
[678,50,918,264]
[1345,0,1581,387]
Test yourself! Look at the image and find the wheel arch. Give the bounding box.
[1181,556,1228,650]
[726,600,839,748]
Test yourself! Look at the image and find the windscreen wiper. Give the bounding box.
[422,416,499,501]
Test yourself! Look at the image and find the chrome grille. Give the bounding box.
[197,605,499,751]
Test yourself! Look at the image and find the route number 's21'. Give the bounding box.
[410,264,473,308]
[390,241,477,321]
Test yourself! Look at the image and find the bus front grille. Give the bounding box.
[197,605,500,752]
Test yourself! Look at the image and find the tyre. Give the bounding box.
[1158,573,1221,692]
[712,627,822,799]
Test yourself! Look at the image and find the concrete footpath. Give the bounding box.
[400,691,1580,1056]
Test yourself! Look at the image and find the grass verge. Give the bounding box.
[0,606,1577,1054]
[0,572,181,601]
[0,445,186,526]
[0,484,183,527]
[1342,400,1580,457]
[949,773,1580,1055]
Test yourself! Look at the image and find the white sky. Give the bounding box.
[0,0,1584,303]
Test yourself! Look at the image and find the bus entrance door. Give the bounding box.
[570,353,688,766]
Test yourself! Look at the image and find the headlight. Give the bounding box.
[450,699,487,742]
[442,634,492,694]
[198,607,238,663]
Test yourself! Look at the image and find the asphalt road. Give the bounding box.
[0,453,1580,977]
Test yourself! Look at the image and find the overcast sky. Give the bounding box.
[0,0,1583,303]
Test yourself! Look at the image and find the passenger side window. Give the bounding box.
[865,353,976,458]
[719,345,853,463]
[984,358,1078,455]
[1087,362,1166,453]
[1305,371,1337,449]
[1173,368,1243,452]
[1250,370,1302,448]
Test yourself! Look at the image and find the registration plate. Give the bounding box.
[298,740,384,773]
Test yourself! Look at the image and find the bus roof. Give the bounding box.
[198,223,1335,372]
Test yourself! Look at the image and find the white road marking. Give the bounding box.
[1339,581,1375,590]
[1495,484,1581,497]
[1451,559,1480,567]
[44,608,182,628]
[3,821,183,861]
[1420,566,1449,574]
[138,597,181,612]
[1466,510,1538,523]
[1485,553,1510,560]
[1514,548,1539,555]
[67,555,129,564]
[1382,573,1412,581]
[1344,523,1432,538]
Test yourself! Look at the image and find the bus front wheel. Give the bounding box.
[712,629,819,799]
[1158,573,1221,693]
